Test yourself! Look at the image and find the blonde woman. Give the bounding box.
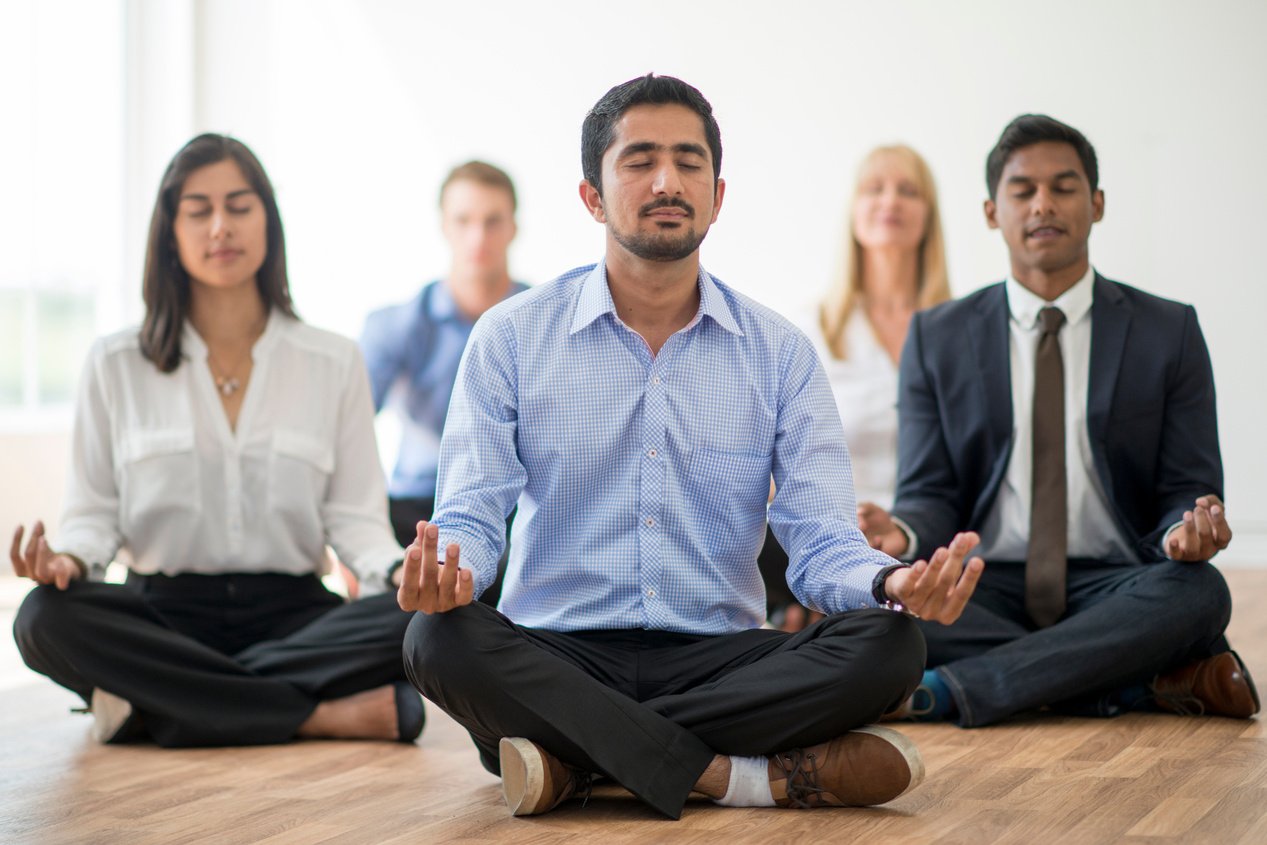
[766,145,951,630]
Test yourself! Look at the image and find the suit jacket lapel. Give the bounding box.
[971,284,1013,520]
[1087,274,1130,495]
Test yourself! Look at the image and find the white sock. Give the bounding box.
[714,755,776,807]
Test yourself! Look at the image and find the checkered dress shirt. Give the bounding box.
[432,261,896,634]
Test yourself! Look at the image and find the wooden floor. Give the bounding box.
[2,569,1265,845]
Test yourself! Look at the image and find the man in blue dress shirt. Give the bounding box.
[360,161,528,548]
[396,75,983,820]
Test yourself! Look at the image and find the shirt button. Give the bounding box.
[651,376,661,385]
[644,517,655,527]
[647,448,658,458]
[646,589,656,597]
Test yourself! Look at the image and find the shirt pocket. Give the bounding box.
[269,429,334,540]
[684,448,771,554]
[119,428,200,529]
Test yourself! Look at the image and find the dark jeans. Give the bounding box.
[403,602,924,819]
[14,573,413,747]
[920,559,1232,727]
[389,495,511,608]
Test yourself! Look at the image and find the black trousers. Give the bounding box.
[755,526,795,619]
[13,572,413,747]
[389,495,511,608]
[919,559,1232,727]
[403,602,924,819]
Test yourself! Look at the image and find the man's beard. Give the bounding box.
[610,197,709,262]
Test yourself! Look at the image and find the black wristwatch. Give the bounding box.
[871,563,911,607]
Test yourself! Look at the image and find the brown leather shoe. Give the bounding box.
[1152,651,1260,718]
[499,737,590,816]
[771,726,924,808]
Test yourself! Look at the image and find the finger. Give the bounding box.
[920,547,955,616]
[936,533,974,588]
[897,559,928,601]
[1191,505,1215,559]
[54,557,74,591]
[1171,511,1197,559]
[1209,502,1232,550]
[922,533,977,617]
[10,525,29,578]
[36,537,58,585]
[1204,502,1226,547]
[22,522,45,575]
[419,524,441,614]
[1195,494,1223,511]
[437,542,460,611]
[396,544,423,610]
[905,551,946,613]
[937,557,985,623]
[455,567,475,607]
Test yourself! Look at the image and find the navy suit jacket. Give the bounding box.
[891,273,1222,563]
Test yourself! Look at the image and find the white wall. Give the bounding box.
[5,0,1266,563]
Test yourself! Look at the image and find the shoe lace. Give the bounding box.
[773,749,824,809]
[570,770,594,808]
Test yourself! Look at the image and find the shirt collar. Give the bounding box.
[1005,264,1095,330]
[570,259,743,337]
[427,280,460,322]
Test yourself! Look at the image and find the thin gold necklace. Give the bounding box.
[208,350,249,397]
[206,318,265,398]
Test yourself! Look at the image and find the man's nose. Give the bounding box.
[652,164,683,195]
[1031,187,1057,216]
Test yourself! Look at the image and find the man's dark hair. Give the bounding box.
[581,73,722,195]
[986,114,1099,200]
[140,133,297,373]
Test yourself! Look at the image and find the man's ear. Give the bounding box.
[579,180,605,223]
[983,198,999,230]
[1091,188,1105,223]
[709,177,726,223]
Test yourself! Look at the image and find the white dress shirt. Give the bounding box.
[56,314,402,594]
[976,267,1138,562]
[793,306,899,508]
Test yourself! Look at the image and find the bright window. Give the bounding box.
[0,0,126,422]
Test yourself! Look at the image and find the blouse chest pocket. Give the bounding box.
[269,429,334,534]
[119,428,199,528]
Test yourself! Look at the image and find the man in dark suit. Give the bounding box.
[859,114,1259,727]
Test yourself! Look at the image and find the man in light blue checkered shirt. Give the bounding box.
[398,74,983,820]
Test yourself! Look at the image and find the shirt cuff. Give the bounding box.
[891,516,919,561]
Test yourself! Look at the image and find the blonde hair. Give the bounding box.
[819,145,950,360]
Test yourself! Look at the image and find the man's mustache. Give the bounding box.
[640,198,695,217]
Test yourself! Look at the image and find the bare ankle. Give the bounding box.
[297,684,397,741]
[691,754,731,799]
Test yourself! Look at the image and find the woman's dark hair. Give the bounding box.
[139,133,297,372]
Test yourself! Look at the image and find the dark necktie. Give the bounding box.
[1026,306,1067,628]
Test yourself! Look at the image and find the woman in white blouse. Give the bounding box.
[766,144,952,630]
[10,134,422,746]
